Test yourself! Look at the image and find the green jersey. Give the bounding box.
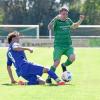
[50,17,73,48]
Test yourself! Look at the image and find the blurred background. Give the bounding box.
[0,0,100,47]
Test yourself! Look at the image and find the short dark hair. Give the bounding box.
[59,7,68,13]
[7,31,19,44]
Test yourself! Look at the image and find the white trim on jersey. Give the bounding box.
[12,42,21,49]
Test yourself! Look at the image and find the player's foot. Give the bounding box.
[61,63,67,72]
[57,81,65,85]
[46,78,52,84]
[18,80,26,85]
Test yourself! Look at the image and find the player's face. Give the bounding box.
[13,35,20,43]
[16,35,20,42]
[60,10,68,19]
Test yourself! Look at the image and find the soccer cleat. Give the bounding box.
[61,63,67,72]
[57,81,65,85]
[46,78,52,84]
[18,80,26,85]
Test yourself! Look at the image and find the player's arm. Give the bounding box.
[71,15,85,29]
[12,43,33,53]
[7,65,17,84]
[7,56,17,84]
[48,15,60,30]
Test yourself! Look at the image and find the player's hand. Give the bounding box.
[79,15,85,21]
[29,48,33,53]
[18,80,26,85]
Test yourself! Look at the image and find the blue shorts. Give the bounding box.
[22,74,39,85]
[18,62,44,85]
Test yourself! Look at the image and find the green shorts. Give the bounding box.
[53,46,74,60]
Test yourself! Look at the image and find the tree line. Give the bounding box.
[0,0,100,35]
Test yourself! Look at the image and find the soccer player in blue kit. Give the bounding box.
[7,31,65,85]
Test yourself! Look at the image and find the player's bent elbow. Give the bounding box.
[71,23,79,29]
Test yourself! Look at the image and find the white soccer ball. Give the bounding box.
[61,71,72,82]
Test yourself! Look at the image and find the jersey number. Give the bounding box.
[8,52,15,63]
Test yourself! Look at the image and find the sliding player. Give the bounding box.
[7,31,65,85]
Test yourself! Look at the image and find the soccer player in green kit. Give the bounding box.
[46,7,85,84]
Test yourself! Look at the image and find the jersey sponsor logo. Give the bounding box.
[59,25,70,30]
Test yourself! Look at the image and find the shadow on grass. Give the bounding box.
[44,83,74,87]
[1,83,74,87]
[1,83,18,86]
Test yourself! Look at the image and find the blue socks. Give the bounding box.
[47,70,58,80]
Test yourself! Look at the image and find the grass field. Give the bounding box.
[0,47,100,100]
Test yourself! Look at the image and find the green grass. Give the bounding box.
[0,47,100,100]
[89,39,100,47]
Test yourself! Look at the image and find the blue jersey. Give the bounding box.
[7,42,44,78]
[7,42,27,69]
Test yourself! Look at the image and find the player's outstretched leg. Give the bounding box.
[46,60,60,84]
[46,65,56,84]
[44,68,65,85]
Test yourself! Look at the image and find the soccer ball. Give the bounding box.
[61,71,72,82]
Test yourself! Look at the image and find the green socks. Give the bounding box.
[50,65,56,72]
[64,59,72,66]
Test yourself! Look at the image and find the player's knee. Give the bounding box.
[43,67,50,73]
[69,54,75,62]
[54,60,60,67]
[37,77,45,85]
[39,80,45,85]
